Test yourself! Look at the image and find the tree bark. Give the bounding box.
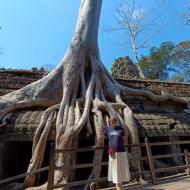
[133,44,146,79]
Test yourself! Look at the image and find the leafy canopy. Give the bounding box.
[139,41,190,82]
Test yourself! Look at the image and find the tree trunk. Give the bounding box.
[132,44,146,79]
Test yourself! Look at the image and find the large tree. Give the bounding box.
[0,0,189,189]
[181,4,190,26]
[140,41,177,80]
[112,0,161,79]
[169,41,190,82]
[139,41,190,82]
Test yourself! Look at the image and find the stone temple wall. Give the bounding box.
[1,69,190,98]
[0,69,46,96]
[0,69,190,141]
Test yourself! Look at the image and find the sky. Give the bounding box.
[0,0,189,71]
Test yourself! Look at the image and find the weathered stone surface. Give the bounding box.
[134,113,190,137]
[0,69,46,96]
[1,110,190,141]
[111,56,139,79]
[0,69,190,141]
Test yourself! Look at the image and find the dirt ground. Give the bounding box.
[125,175,190,190]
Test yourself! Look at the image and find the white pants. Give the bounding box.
[108,152,130,184]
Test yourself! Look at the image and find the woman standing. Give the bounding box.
[104,117,130,190]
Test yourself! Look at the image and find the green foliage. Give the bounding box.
[171,40,190,82]
[140,42,174,80]
[176,41,190,62]
[139,41,190,82]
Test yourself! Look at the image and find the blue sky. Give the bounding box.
[0,0,189,71]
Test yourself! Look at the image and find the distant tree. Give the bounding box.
[140,41,176,80]
[176,41,190,62]
[112,0,161,79]
[111,56,139,78]
[162,0,190,26]
[181,4,190,26]
[41,64,56,72]
[171,41,190,82]
[139,41,190,82]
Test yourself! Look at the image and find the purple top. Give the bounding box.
[104,126,125,152]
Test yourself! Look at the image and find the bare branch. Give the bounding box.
[108,0,162,79]
[136,27,162,49]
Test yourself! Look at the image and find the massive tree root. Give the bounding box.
[0,0,190,189]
